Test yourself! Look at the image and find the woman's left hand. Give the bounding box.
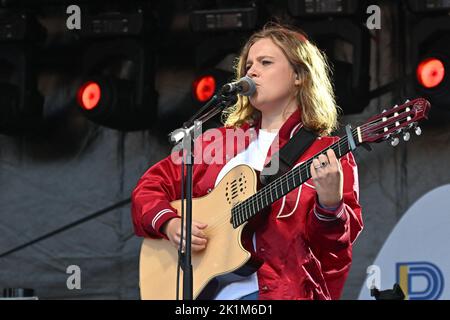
[310,149,343,208]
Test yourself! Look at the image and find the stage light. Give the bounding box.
[294,18,370,114]
[77,63,156,131]
[416,58,445,89]
[410,14,450,111]
[188,67,235,130]
[193,75,216,102]
[77,81,102,110]
[76,6,158,131]
[191,68,235,104]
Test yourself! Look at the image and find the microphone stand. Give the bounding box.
[168,90,237,300]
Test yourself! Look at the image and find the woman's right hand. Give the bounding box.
[162,218,208,252]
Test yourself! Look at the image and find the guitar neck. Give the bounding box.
[231,126,362,228]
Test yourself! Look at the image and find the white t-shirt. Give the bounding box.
[213,129,278,300]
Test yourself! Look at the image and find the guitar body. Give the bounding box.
[139,164,262,300]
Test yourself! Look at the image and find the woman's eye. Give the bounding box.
[262,60,271,65]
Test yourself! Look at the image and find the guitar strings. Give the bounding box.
[241,105,415,222]
[204,122,376,232]
[189,115,404,234]
[203,132,357,233]
[232,118,388,220]
[232,131,354,222]
[235,113,408,222]
[231,118,394,225]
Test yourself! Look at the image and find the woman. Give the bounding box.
[131,23,363,300]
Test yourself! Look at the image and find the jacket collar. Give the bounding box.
[253,108,302,141]
[240,109,303,161]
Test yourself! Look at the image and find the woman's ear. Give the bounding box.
[294,73,301,85]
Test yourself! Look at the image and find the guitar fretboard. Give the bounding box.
[231,127,360,228]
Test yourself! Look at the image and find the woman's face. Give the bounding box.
[245,37,298,113]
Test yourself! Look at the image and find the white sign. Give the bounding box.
[359,185,449,300]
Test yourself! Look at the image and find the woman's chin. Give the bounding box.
[249,98,266,111]
[250,102,270,113]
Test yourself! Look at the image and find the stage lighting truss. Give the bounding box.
[0,11,44,134]
[77,37,158,131]
[75,4,158,131]
[287,0,360,17]
[410,14,450,111]
[407,0,450,13]
[296,18,370,114]
[0,12,27,41]
[81,7,146,38]
[190,7,258,32]
[0,8,46,41]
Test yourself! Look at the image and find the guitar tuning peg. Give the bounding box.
[403,131,411,142]
[415,126,422,136]
[390,137,400,147]
[404,99,410,103]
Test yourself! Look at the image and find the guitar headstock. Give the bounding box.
[359,98,431,146]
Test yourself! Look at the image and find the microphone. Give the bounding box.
[220,76,256,97]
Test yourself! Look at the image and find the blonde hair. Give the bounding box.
[223,23,340,136]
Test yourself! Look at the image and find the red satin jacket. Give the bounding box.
[131,110,363,300]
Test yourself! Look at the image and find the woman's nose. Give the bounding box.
[246,65,259,78]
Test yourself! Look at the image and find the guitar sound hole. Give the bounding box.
[226,174,249,202]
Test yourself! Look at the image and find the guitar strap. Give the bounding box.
[260,126,317,186]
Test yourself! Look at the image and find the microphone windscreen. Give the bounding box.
[240,76,256,97]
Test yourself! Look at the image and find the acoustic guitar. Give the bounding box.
[139,98,430,299]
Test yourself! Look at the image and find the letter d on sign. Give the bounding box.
[396,261,444,300]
